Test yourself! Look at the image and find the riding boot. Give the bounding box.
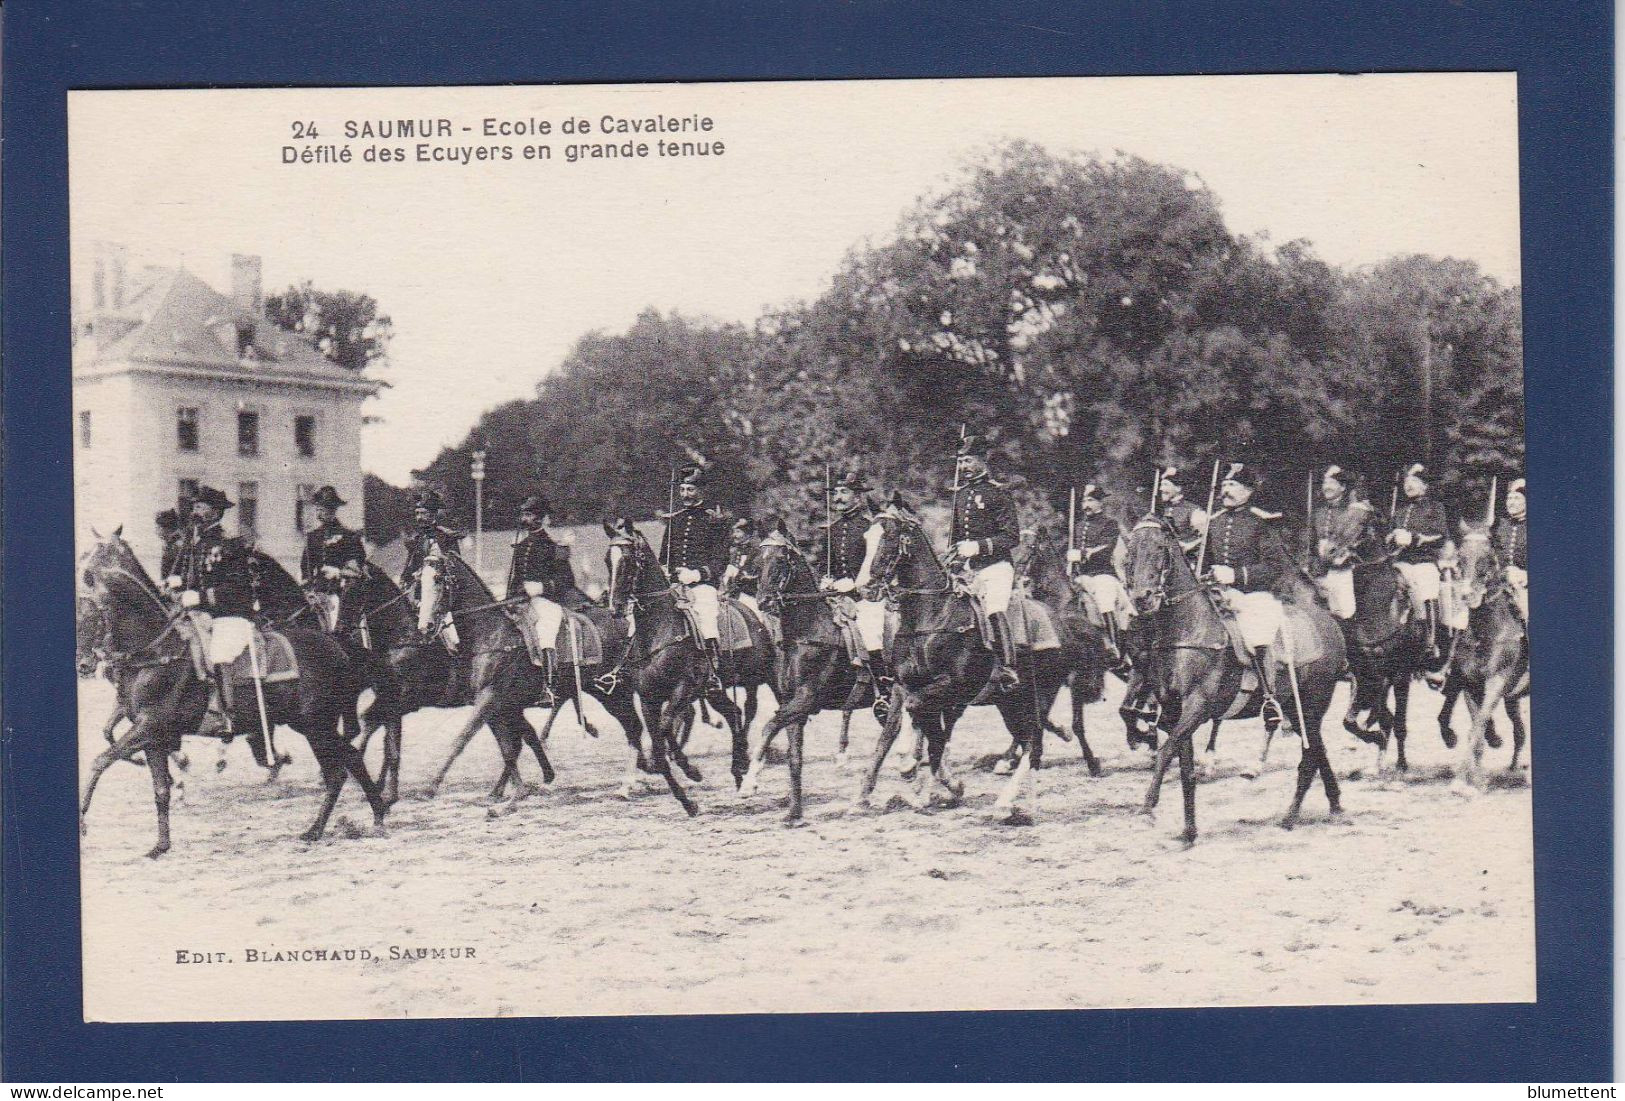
[1252,646,1286,730]
[540,649,559,707]
[214,667,237,739]
[1423,600,1440,662]
[988,612,1020,692]
[867,649,895,723]
[704,639,727,694]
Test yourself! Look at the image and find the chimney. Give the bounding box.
[108,242,128,309]
[231,253,262,317]
[91,240,129,311]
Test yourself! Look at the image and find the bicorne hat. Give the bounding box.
[415,488,446,511]
[677,464,708,487]
[311,485,346,508]
[193,485,234,512]
[1220,463,1258,490]
[519,495,551,516]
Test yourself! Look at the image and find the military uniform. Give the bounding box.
[1068,486,1132,654]
[952,436,1021,688]
[1391,464,1449,652]
[506,497,572,692]
[1311,472,1381,619]
[174,486,255,734]
[1497,477,1528,622]
[1156,468,1204,555]
[820,491,889,659]
[301,503,365,632]
[401,491,465,637]
[660,466,730,652]
[1207,464,1293,726]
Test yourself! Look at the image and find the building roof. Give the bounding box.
[74,266,378,393]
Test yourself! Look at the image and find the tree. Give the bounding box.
[265,281,393,372]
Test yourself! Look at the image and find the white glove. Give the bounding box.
[1210,565,1236,585]
[955,540,980,558]
[180,590,201,608]
[1317,539,1334,559]
[165,575,183,589]
[1066,548,1083,563]
[677,568,701,585]
[320,565,342,579]
[1507,566,1528,588]
[832,577,856,593]
[1392,529,1413,548]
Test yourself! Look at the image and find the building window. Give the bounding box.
[236,321,255,358]
[295,415,317,458]
[295,484,317,533]
[79,411,92,449]
[178,478,200,509]
[177,407,199,452]
[238,482,259,538]
[237,410,259,456]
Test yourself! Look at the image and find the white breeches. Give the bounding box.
[855,599,887,651]
[315,593,341,632]
[524,582,564,650]
[736,592,761,617]
[686,583,720,640]
[973,560,1014,616]
[1510,578,1528,623]
[1395,561,1440,610]
[1221,589,1283,649]
[1080,573,1133,625]
[1438,573,1470,630]
[206,614,253,665]
[1319,568,1355,620]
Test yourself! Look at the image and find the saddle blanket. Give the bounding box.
[223,629,300,686]
[554,611,604,667]
[1006,596,1062,652]
[1215,593,1335,668]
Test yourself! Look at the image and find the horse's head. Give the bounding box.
[1455,520,1498,610]
[867,512,937,593]
[1124,515,1181,615]
[755,524,810,616]
[603,519,656,616]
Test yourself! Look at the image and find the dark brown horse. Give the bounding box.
[739,533,879,822]
[77,532,387,856]
[604,521,748,815]
[1340,555,1430,772]
[856,511,1053,824]
[1445,523,1530,785]
[1122,517,1347,843]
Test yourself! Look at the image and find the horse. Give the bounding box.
[738,533,880,822]
[604,521,750,816]
[1443,522,1530,785]
[856,510,1055,824]
[77,530,387,856]
[1339,553,1431,772]
[76,594,192,790]
[1121,516,1347,843]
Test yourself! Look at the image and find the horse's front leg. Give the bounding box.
[416,687,495,799]
[1506,695,1529,771]
[144,743,175,858]
[81,713,158,839]
[1456,672,1511,793]
[856,682,907,808]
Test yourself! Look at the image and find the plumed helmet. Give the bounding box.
[1221,462,1258,490]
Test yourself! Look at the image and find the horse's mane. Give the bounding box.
[442,552,494,600]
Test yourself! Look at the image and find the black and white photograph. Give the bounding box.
[69,75,1532,1022]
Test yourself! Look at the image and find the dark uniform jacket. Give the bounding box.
[1495,515,1528,571]
[951,475,1018,569]
[1393,495,1447,563]
[725,543,762,597]
[1072,512,1121,576]
[505,528,573,600]
[1206,506,1290,592]
[1312,498,1381,573]
[180,521,256,617]
[661,505,729,583]
[300,522,365,592]
[401,523,464,587]
[820,509,873,582]
[1163,497,1201,552]
[159,532,187,582]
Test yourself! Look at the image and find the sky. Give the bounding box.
[69,74,1521,485]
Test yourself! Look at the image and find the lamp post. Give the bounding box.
[471,449,486,574]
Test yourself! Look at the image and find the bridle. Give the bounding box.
[871,516,954,598]
[1125,518,1204,615]
[757,540,826,615]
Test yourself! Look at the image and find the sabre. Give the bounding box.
[824,461,834,574]
[245,628,278,765]
[949,424,967,561]
[1485,475,1499,527]
[1066,486,1077,579]
[1194,459,1221,577]
[567,615,598,738]
[663,467,676,569]
[1150,467,1162,519]
[1305,470,1316,570]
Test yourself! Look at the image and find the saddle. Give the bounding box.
[555,611,604,666]
[670,589,756,652]
[224,628,300,686]
[966,594,1056,651]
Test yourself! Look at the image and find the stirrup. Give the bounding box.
[1260,693,1287,730]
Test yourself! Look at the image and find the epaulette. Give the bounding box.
[1349,500,1374,512]
[1249,506,1283,521]
[706,506,726,520]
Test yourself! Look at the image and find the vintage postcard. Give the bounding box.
[70,75,1531,1023]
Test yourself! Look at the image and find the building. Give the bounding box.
[72,245,381,573]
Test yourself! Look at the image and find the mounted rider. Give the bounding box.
[721,517,764,616]
[166,485,255,735]
[1309,464,1382,620]
[1155,466,1204,556]
[156,505,188,581]
[659,463,731,690]
[506,495,573,704]
[950,433,1021,691]
[818,469,894,708]
[299,485,365,631]
[1389,462,1448,660]
[1203,462,1294,729]
[1496,476,1528,624]
[1067,482,1132,665]
[401,488,465,644]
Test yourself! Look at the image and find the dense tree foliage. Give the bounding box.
[265,281,394,373]
[389,141,1523,536]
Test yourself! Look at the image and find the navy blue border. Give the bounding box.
[4,0,1611,1082]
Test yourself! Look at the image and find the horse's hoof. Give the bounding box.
[1001,809,1035,827]
[1239,766,1261,781]
[683,802,701,818]
[215,759,229,773]
[992,758,1014,776]
[783,814,808,829]
[410,786,439,802]
[1085,759,1103,778]
[79,817,89,838]
[370,821,389,838]
[299,829,322,843]
[1179,829,1198,847]
[1278,817,1297,831]
[1484,730,1504,749]
[144,845,170,860]
[1439,727,1458,749]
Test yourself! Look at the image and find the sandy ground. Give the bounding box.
[78,674,1534,1022]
